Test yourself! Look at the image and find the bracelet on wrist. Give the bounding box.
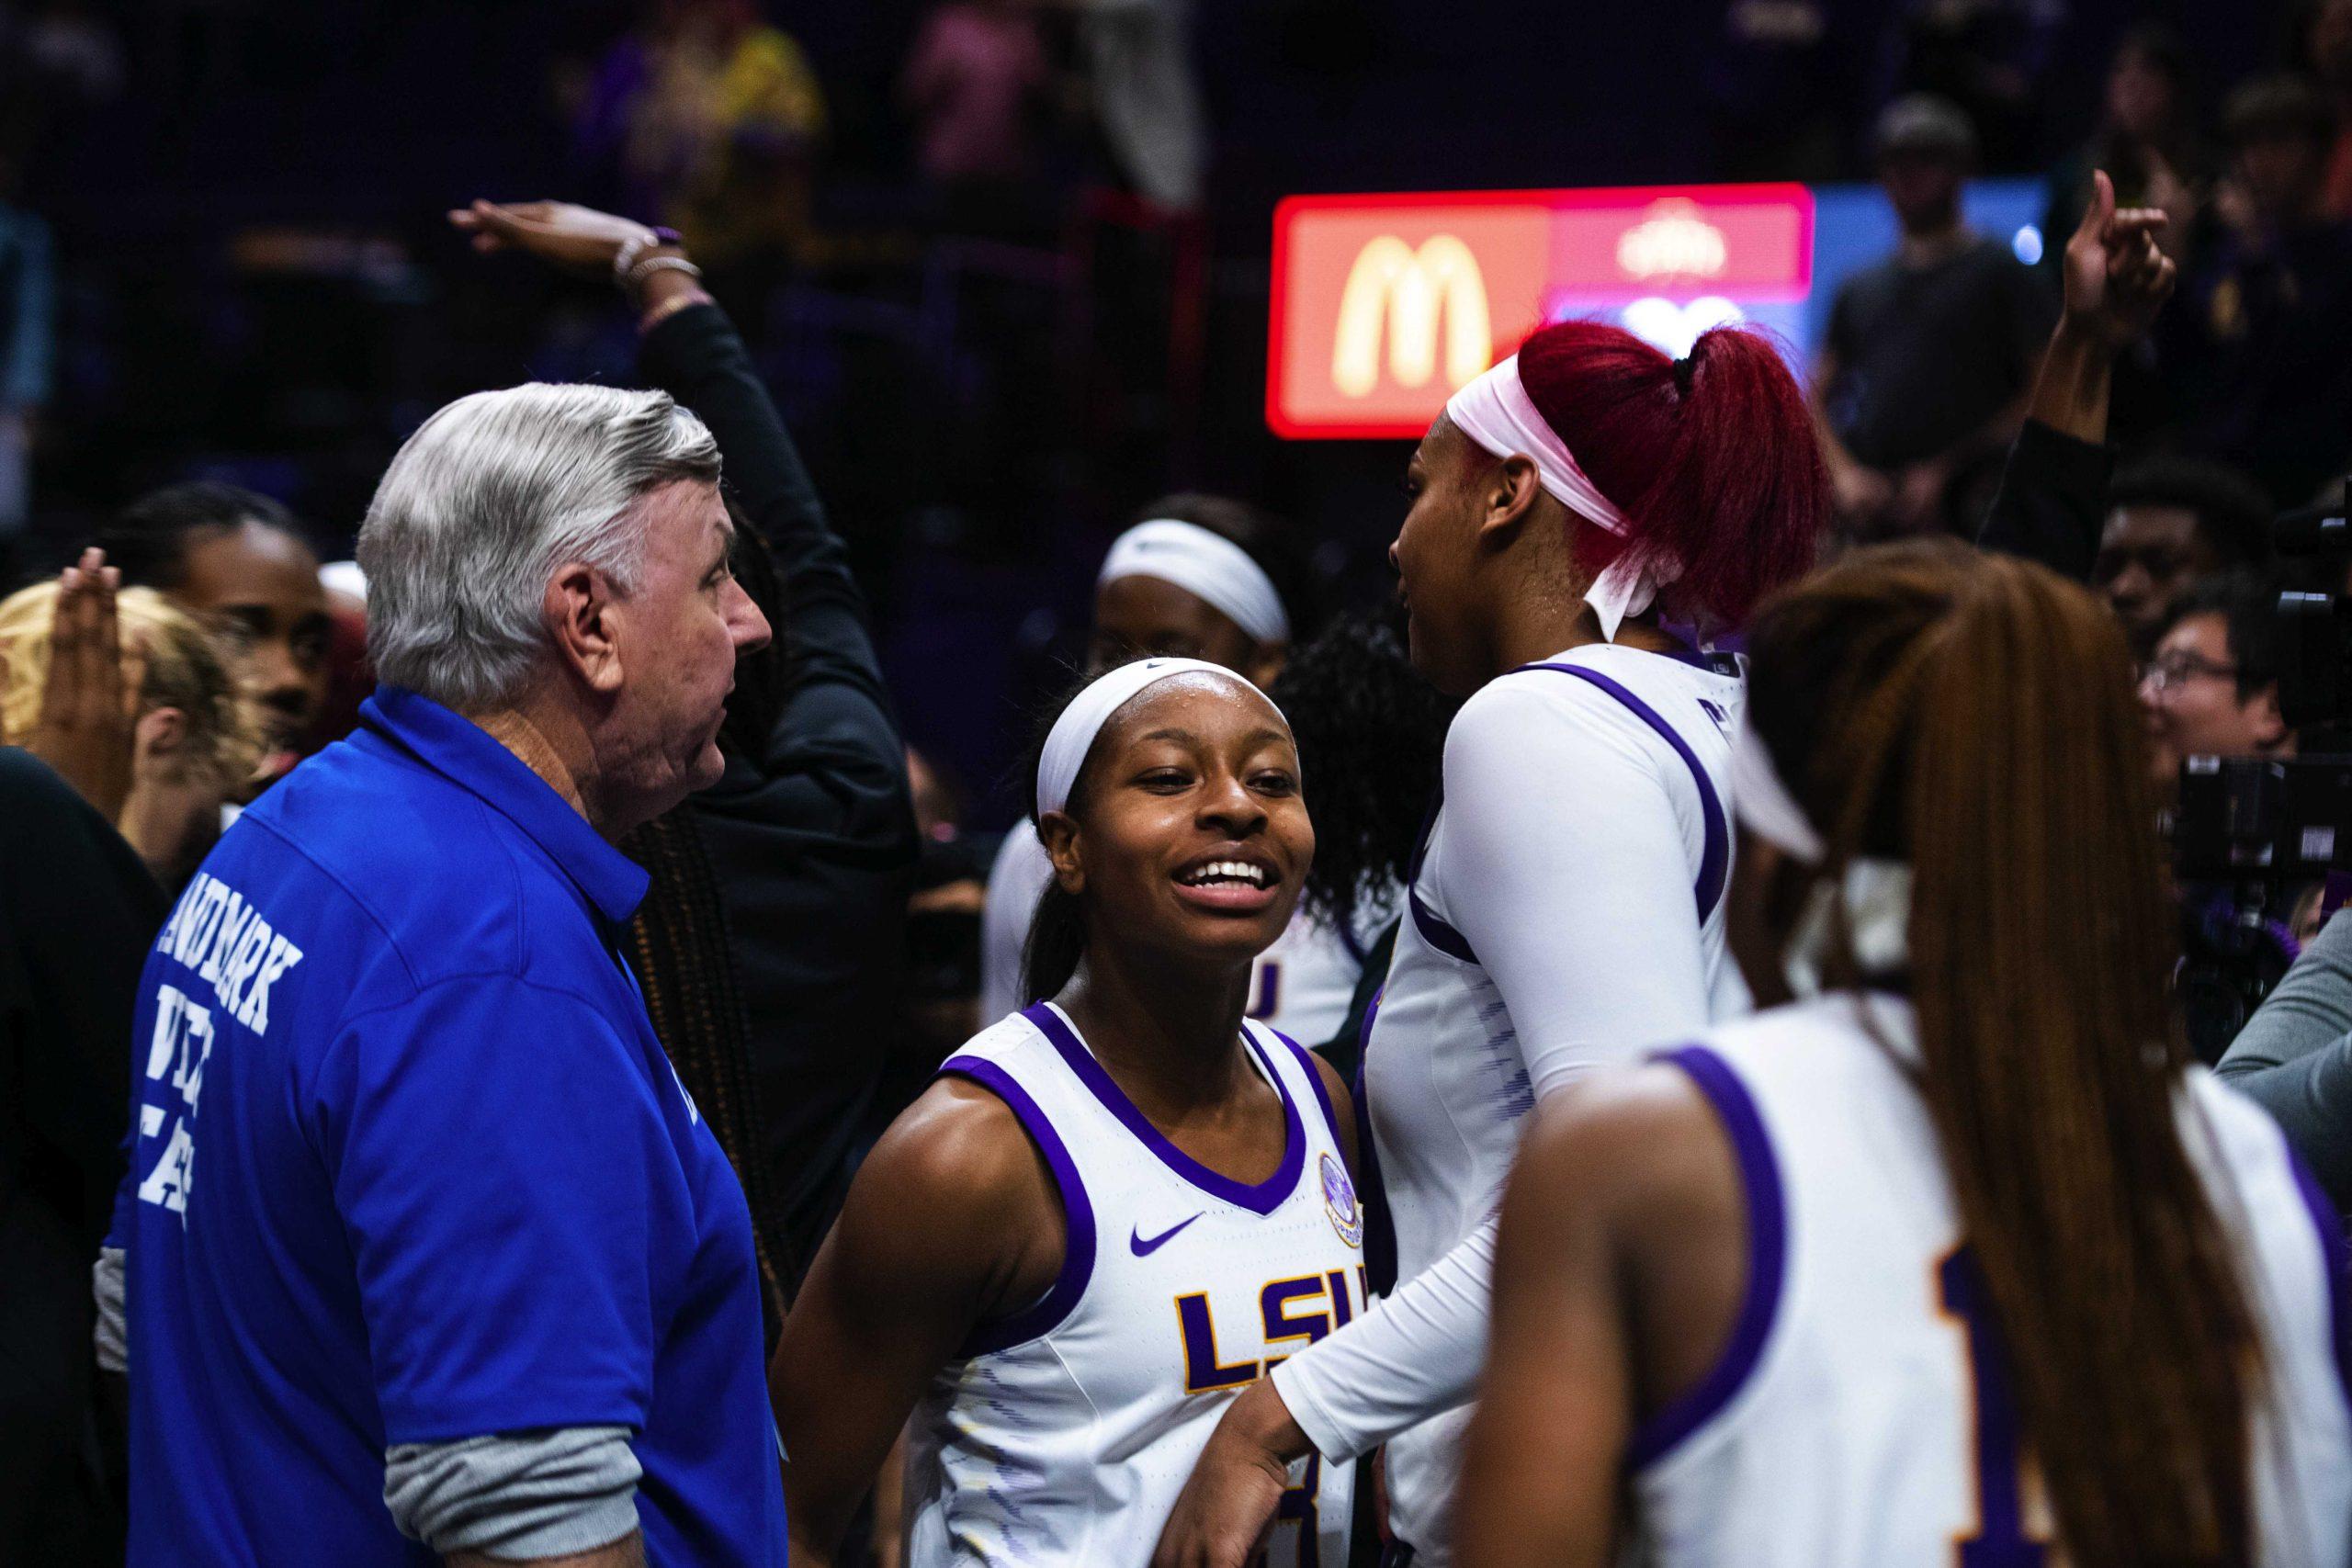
[625,254,703,293]
[612,226,684,286]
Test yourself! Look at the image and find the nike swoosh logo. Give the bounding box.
[1130,1213,1204,1257]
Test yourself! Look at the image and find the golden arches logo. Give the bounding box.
[1330,235,1493,400]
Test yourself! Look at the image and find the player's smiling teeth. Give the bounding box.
[1178,860,1272,888]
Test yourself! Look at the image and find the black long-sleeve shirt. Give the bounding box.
[639,304,920,1279]
[0,748,165,1553]
[1973,416,2113,583]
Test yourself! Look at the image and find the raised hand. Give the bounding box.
[28,547,139,818]
[2061,170,2176,351]
[447,199,671,278]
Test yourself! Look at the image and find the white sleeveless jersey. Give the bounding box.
[906,1002,1363,1567]
[1359,646,1747,1561]
[1632,994,2352,1568]
[978,821,1384,1045]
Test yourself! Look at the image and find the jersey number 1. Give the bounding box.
[1937,1248,2049,1568]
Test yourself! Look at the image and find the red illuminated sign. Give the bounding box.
[1268,184,1815,439]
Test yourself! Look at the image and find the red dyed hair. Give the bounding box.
[1514,321,1826,628]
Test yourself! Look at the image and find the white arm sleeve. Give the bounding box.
[1270,678,1716,1460]
[978,822,1055,1022]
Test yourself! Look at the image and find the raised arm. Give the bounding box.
[1977,171,2175,580]
[770,1076,1065,1564]
[449,198,917,890]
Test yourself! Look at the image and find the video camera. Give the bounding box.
[2172,491,2352,1058]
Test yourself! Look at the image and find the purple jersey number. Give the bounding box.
[1937,1247,2050,1567]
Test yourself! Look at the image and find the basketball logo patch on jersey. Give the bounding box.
[1320,1152,1363,1247]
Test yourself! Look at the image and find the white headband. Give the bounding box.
[1729,718,1824,863]
[1443,354,1677,641]
[1099,520,1291,648]
[1732,717,1916,992]
[1035,657,1283,818]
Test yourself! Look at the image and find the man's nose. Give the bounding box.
[729,581,773,656]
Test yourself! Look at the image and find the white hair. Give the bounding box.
[357,382,721,711]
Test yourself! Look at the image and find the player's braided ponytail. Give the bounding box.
[1746,539,2266,1567]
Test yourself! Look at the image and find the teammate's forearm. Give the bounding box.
[2024,320,2112,447]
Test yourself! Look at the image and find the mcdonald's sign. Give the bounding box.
[1269,184,1814,439]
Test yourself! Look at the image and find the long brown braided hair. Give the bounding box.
[1745,540,2266,1565]
[620,510,801,1345]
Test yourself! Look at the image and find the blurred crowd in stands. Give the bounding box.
[0,0,2344,818]
[2,4,2351,1561]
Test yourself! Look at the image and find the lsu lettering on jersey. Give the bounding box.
[906,1002,1362,1567]
[1357,645,1745,1561]
[1633,994,2352,1567]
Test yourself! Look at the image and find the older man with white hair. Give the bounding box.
[100,382,782,1568]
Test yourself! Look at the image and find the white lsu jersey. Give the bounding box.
[1633,993,2352,1568]
[1358,644,1747,1561]
[905,1002,1363,1567]
[978,822,1382,1046]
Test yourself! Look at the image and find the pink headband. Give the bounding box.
[1443,354,1675,640]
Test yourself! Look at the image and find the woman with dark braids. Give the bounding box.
[1459,542,2352,1568]
[452,198,922,1309]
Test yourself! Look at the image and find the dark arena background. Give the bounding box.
[7,0,2319,826]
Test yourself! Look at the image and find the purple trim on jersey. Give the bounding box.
[1519,662,1730,923]
[2287,1143,2352,1410]
[1351,1035,1398,1298]
[1021,1003,1305,1216]
[938,1055,1099,1358]
[1280,1028,1348,1153]
[1626,1044,1788,1469]
[1403,792,1482,966]
[1408,886,1480,965]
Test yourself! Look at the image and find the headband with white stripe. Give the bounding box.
[1098,520,1292,648]
[1035,657,1288,818]
[1442,354,1678,641]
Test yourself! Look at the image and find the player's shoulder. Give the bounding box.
[1468,646,1735,730]
[1514,1055,1733,1234]
[1449,649,1736,787]
[863,1033,1067,1234]
[949,1007,1058,1073]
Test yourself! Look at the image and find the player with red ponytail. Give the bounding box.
[1154,321,1827,1568]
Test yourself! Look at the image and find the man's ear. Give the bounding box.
[1037,810,1086,896]
[1473,453,1545,548]
[546,562,624,694]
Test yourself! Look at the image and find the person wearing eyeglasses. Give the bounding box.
[2138,568,2297,797]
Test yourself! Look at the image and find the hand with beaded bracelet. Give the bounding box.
[447,198,715,332]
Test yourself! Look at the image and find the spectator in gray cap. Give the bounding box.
[1810,93,2054,539]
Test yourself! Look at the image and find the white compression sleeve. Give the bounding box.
[1271,675,1717,1459]
[978,822,1055,1022]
